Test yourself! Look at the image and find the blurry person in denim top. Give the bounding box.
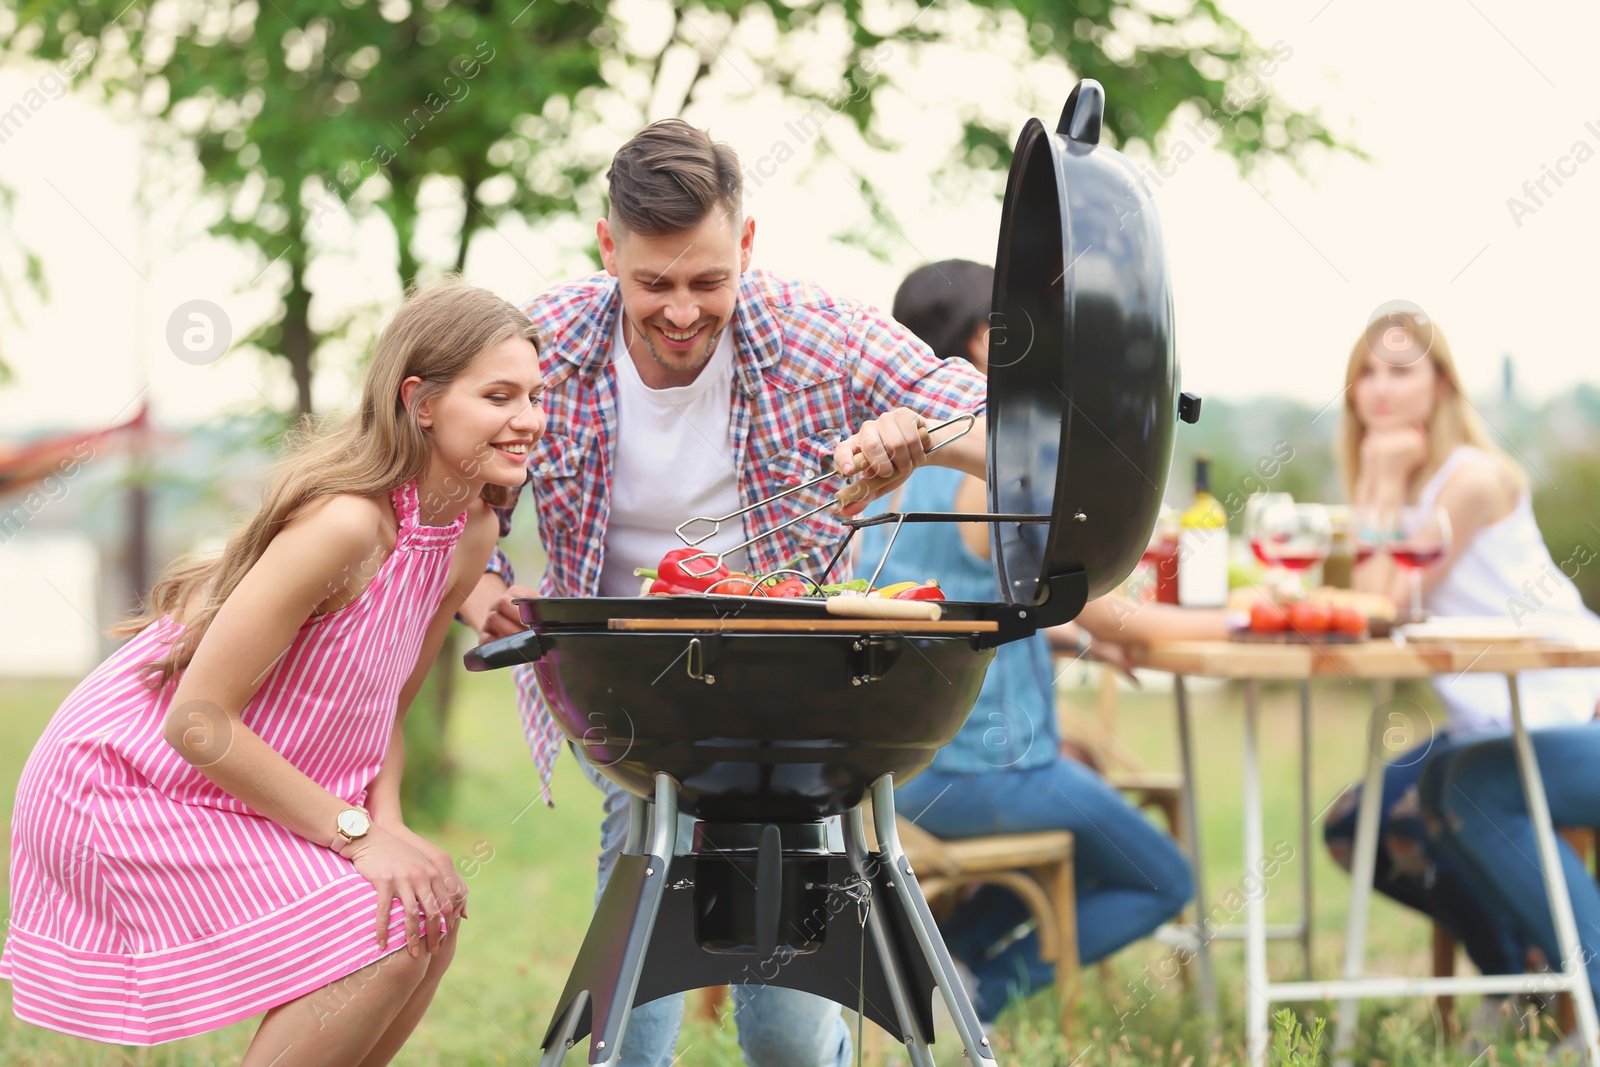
[860,259,1194,1023]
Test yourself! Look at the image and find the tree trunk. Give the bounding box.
[283,255,314,418]
[454,171,480,275]
[387,162,422,289]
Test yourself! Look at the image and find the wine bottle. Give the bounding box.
[1178,454,1229,607]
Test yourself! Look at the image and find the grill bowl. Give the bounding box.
[522,626,993,822]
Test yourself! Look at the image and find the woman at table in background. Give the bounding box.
[866,259,1223,1023]
[1322,303,1600,1031]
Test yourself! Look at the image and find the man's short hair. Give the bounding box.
[606,119,743,237]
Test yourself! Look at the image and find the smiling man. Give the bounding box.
[460,119,987,1067]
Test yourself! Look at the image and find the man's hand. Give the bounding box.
[481,584,536,643]
[460,572,534,644]
[833,408,930,517]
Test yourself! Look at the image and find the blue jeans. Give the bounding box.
[894,759,1193,1020]
[579,754,853,1067]
[1418,723,1600,1008]
[1322,735,1526,976]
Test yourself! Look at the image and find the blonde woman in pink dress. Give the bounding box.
[0,279,545,1066]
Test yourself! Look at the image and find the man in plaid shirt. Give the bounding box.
[460,119,986,1067]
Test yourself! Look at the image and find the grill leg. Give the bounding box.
[622,792,647,855]
[540,772,680,1066]
[844,804,938,1067]
[539,990,590,1067]
[870,775,998,1065]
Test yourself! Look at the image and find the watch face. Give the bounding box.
[338,808,370,838]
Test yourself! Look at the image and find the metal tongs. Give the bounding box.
[672,413,977,579]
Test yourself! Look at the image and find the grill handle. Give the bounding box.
[462,629,547,672]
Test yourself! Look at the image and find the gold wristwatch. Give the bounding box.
[332,806,371,852]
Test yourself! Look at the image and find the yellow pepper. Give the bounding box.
[869,581,920,599]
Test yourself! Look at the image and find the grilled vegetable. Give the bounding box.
[647,577,703,596]
[764,578,809,598]
[893,581,945,601]
[869,581,921,600]
[636,549,730,593]
[819,579,870,596]
[708,576,761,596]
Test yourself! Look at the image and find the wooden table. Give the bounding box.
[1128,635,1600,1067]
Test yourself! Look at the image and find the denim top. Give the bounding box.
[858,467,1059,774]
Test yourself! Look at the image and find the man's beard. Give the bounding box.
[627,312,722,377]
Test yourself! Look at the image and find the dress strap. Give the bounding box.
[388,479,422,534]
[387,477,469,551]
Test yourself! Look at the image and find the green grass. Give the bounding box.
[0,670,1582,1064]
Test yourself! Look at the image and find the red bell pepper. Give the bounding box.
[647,577,702,596]
[654,548,730,592]
[893,581,946,602]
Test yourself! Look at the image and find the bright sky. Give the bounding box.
[0,0,1597,433]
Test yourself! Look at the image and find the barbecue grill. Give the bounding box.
[465,79,1200,1067]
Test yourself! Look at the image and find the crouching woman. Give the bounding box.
[1,280,544,1066]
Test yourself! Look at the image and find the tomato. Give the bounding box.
[764,578,808,598]
[1287,601,1332,634]
[1249,601,1289,633]
[1330,606,1368,635]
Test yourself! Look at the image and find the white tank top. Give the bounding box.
[1418,445,1600,734]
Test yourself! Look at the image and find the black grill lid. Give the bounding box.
[986,79,1189,610]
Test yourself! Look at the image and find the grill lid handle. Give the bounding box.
[1179,391,1203,425]
[1057,78,1104,144]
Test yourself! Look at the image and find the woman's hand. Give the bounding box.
[341,824,461,956]
[392,823,469,920]
[1360,426,1428,487]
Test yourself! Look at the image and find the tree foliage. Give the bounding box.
[7,0,1348,416]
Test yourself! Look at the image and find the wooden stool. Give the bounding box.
[1432,826,1598,1035]
[892,816,1080,1036]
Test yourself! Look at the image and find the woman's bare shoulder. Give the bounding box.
[1439,452,1520,524]
[283,492,390,543]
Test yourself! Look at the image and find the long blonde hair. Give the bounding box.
[116,278,540,687]
[1335,305,1525,502]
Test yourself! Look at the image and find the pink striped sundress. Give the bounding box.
[0,480,465,1045]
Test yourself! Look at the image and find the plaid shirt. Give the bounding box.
[494,268,987,802]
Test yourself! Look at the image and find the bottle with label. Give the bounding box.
[1178,454,1230,607]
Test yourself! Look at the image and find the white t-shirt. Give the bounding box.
[596,313,749,597]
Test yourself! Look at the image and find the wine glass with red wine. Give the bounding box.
[1394,505,1452,621]
[1244,493,1295,573]
[1255,500,1333,596]
[1351,505,1400,569]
